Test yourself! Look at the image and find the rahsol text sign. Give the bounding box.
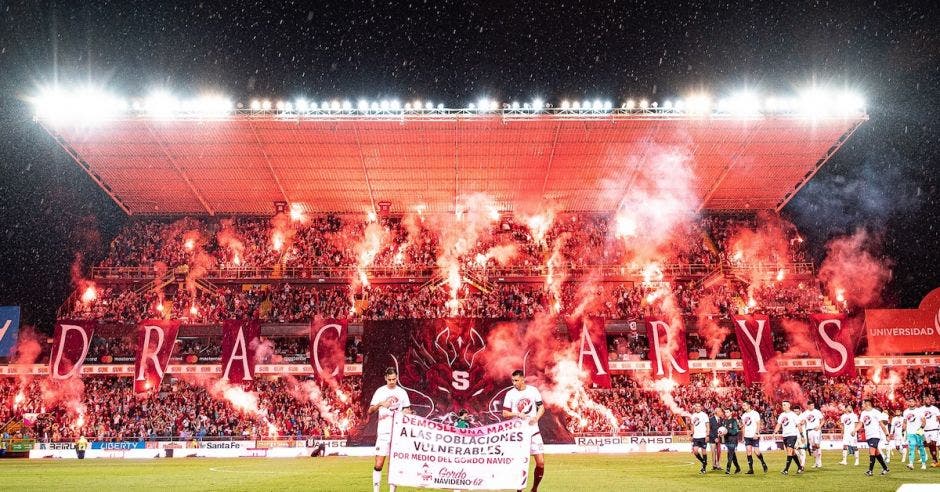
[865,287,940,354]
[388,413,529,490]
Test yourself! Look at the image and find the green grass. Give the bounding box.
[0,451,937,491]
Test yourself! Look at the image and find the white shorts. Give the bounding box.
[925,430,940,443]
[807,429,822,446]
[530,431,545,455]
[890,438,905,448]
[375,433,392,457]
[842,434,857,447]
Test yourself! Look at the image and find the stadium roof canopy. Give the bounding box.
[37,110,866,216]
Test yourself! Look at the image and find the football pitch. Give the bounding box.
[0,451,937,491]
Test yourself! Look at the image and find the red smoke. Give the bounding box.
[818,229,893,309]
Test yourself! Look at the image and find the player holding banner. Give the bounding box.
[503,369,546,492]
[368,367,412,492]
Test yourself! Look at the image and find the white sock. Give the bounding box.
[842,449,848,462]
[389,485,396,492]
[373,470,381,492]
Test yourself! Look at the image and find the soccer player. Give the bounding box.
[903,397,928,470]
[839,403,860,466]
[502,369,545,492]
[857,399,890,476]
[709,407,724,470]
[689,403,710,474]
[368,367,412,492]
[876,405,892,463]
[722,407,741,474]
[772,400,804,475]
[802,401,824,468]
[923,395,940,467]
[741,401,768,474]
[889,408,905,464]
[792,404,807,468]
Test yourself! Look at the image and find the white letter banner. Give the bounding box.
[388,413,530,490]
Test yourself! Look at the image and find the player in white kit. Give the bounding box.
[801,401,824,468]
[368,367,412,492]
[903,397,928,470]
[688,402,710,474]
[923,395,940,466]
[889,408,905,464]
[740,400,768,474]
[857,399,890,476]
[773,400,804,475]
[839,403,860,466]
[503,369,545,492]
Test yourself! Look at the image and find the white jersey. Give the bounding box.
[690,411,709,439]
[924,405,940,431]
[502,385,543,429]
[778,411,800,437]
[369,384,411,435]
[742,410,761,438]
[840,412,858,437]
[801,409,823,431]
[890,416,905,440]
[860,409,885,440]
[904,407,925,435]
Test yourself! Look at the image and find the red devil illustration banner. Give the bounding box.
[134,319,180,393]
[565,316,612,388]
[732,314,775,384]
[353,319,573,445]
[645,317,689,384]
[309,318,348,380]
[49,320,96,380]
[809,314,855,377]
[220,319,260,383]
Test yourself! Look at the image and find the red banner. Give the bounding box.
[220,319,260,383]
[732,314,775,384]
[309,318,347,380]
[865,287,940,354]
[49,320,96,380]
[809,314,855,377]
[565,316,612,388]
[134,319,180,393]
[645,317,689,384]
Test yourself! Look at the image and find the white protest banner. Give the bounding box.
[388,413,530,490]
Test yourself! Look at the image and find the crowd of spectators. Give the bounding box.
[4,368,935,442]
[67,278,832,325]
[570,368,940,435]
[3,376,361,443]
[94,212,806,275]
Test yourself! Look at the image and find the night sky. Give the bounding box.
[0,1,937,330]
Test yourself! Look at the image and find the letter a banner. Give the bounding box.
[645,317,689,384]
[309,318,347,381]
[565,316,612,388]
[134,319,180,393]
[732,314,775,384]
[388,413,530,490]
[809,314,855,377]
[49,320,96,380]
[221,319,260,383]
